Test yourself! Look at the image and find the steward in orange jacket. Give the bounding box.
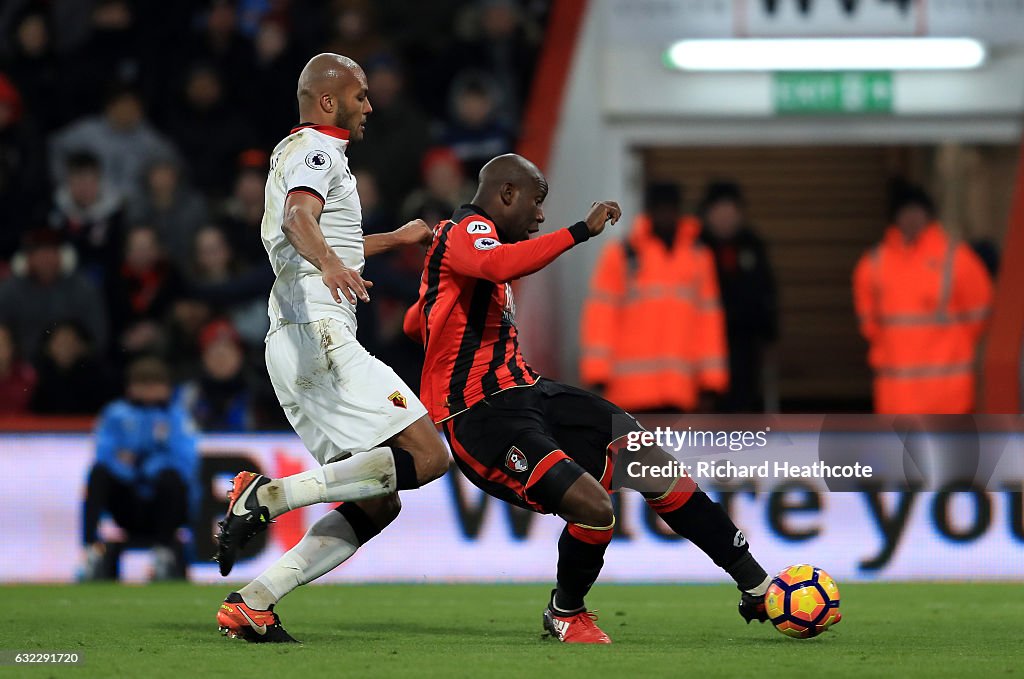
[580,183,728,412]
[853,187,992,414]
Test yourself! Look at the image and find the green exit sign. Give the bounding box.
[774,72,894,114]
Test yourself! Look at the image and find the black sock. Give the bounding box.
[391,447,419,490]
[334,502,382,545]
[553,526,609,613]
[653,491,767,591]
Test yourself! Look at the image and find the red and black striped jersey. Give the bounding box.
[404,205,591,422]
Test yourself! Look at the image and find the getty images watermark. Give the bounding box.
[624,426,874,481]
[607,415,1024,492]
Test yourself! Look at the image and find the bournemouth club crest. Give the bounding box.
[505,446,528,473]
[389,391,408,409]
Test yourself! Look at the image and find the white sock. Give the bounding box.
[746,575,771,597]
[239,510,361,610]
[257,447,397,519]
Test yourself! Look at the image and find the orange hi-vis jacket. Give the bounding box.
[580,214,729,411]
[853,222,993,414]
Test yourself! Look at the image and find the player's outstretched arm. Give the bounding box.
[283,192,373,304]
[448,200,622,284]
[365,219,434,258]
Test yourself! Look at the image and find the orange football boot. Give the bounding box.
[217,592,297,643]
[214,471,272,576]
[543,595,612,644]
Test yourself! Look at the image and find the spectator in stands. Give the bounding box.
[354,169,393,236]
[580,182,729,413]
[185,0,253,103]
[698,181,778,412]
[168,65,253,198]
[126,157,208,273]
[49,85,177,197]
[325,0,388,65]
[186,225,271,345]
[0,72,48,259]
[82,356,197,581]
[64,0,143,119]
[49,151,125,279]
[177,319,252,432]
[440,71,514,178]
[346,54,430,210]
[4,10,64,131]
[219,151,268,266]
[165,295,213,383]
[0,322,36,415]
[107,226,182,357]
[30,320,112,415]
[250,18,305,148]
[446,0,539,123]
[401,146,474,227]
[0,0,553,432]
[853,184,993,414]
[0,229,108,358]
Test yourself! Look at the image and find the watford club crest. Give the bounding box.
[505,446,529,473]
[389,391,408,409]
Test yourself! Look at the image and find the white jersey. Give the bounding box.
[262,124,364,333]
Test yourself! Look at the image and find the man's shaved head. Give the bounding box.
[478,154,547,196]
[296,53,371,139]
[472,154,548,243]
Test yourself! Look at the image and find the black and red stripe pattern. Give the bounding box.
[409,204,574,422]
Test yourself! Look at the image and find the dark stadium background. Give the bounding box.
[0,0,552,429]
[1,4,1022,674]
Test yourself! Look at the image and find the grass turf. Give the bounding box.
[3,583,1019,678]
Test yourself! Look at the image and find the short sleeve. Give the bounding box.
[283,141,343,205]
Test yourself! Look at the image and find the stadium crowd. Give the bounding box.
[0,0,550,428]
[0,0,997,432]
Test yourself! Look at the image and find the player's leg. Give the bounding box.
[216,380,403,639]
[443,388,614,644]
[218,494,401,642]
[545,474,615,644]
[237,414,446,520]
[623,443,771,621]
[542,379,772,622]
[240,495,400,609]
[383,414,450,488]
[216,322,445,575]
[251,320,445,513]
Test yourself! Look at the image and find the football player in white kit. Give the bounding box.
[214,53,450,643]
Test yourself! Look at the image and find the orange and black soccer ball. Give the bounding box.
[764,564,842,639]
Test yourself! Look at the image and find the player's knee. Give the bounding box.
[583,491,615,527]
[416,440,450,484]
[391,417,450,485]
[559,480,614,527]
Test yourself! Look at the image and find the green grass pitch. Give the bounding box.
[3,583,1019,678]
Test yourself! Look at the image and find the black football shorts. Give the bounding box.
[441,378,641,514]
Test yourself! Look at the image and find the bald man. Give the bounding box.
[215,53,449,643]
[404,155,774,643]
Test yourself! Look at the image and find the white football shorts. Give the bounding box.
[265,317,427,465]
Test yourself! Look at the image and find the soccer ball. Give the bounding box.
[764,564,842,638]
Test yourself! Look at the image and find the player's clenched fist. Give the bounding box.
[322,259,374,304]
[393,219,434,246]
[585,201,622,237]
